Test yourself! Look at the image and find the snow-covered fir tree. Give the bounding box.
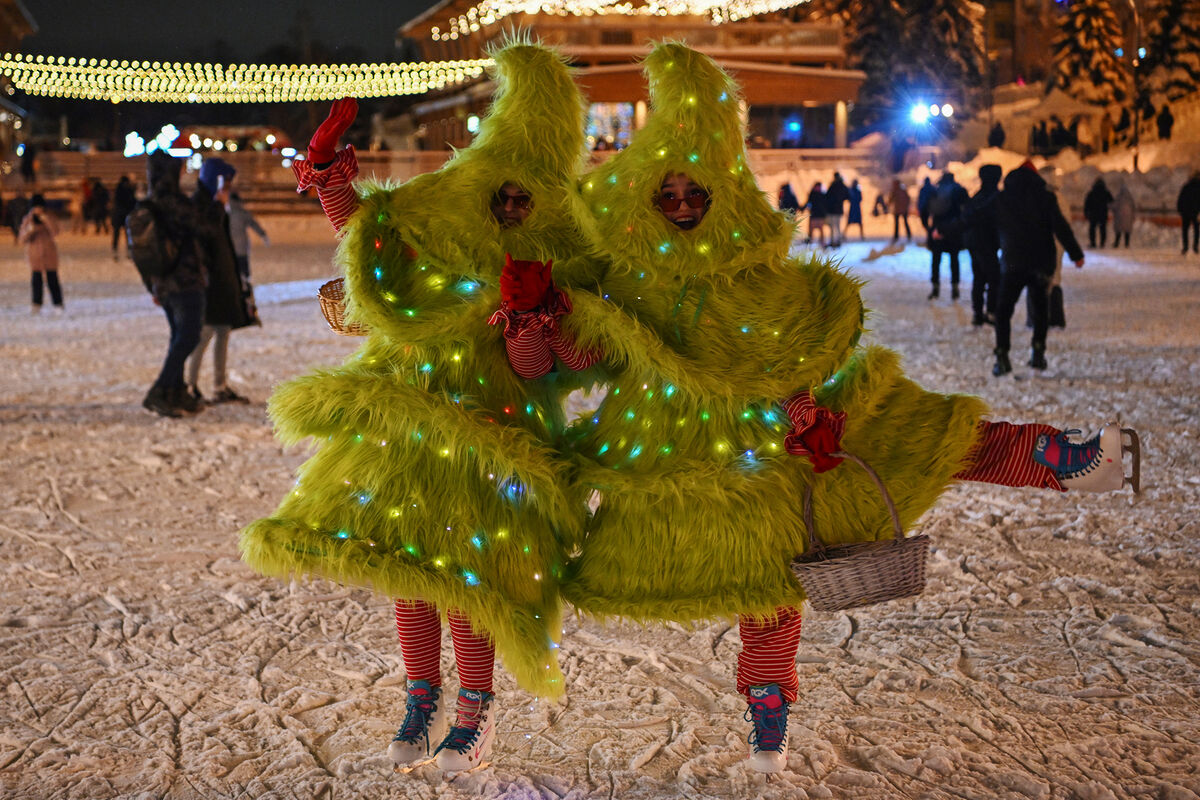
[1141,0,1200,103]
[1048,0,1130,105]
[897,0,987,114]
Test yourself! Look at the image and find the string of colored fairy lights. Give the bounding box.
[430,0,806,41]
[0,53,493,103]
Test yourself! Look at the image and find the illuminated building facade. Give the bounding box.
[0,0,35,163]
[397,0,865,150]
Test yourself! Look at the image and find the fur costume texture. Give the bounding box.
[239,42,608,698]
[560,43,987,622]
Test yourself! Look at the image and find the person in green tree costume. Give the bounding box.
[239,42,605,772]
[558,42,1140,773]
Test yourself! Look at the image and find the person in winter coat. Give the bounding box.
[887,179,912,242]
[804,181,827,246]
[916,176,936,244]
[185,157,258,405]
[927,172,969,300]
[992,161,1084,376]
[141,150,207,417]
[19,194,63,314]
[225,191,270,276]
[1083,178,1113,248]
[1111,184,1135,248]
[962,164,1002,326]
[824,172,849,246]
[1177,172,1200,255]
[1157,104,1174,141]
[110,175,138,260]
[846,179,865,240]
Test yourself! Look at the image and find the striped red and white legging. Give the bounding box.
[393,599,495,694]
[737,419,1066,701]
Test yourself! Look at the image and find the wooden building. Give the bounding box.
[0,0,35,162]
[397,0,865,151]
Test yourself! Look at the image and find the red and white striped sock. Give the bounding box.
[955,421,1064,490]
[448,609,496,695]
[394,599,442,686]
[736,606,803,703]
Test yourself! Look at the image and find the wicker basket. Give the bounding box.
[318,278,368,336]
[791,451,930,612]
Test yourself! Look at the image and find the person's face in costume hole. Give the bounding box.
[657,173,709,230]
[491,182,532,227]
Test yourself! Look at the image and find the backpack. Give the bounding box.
[125,200,180,286]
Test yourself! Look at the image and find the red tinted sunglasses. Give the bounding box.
[656,190,709,212]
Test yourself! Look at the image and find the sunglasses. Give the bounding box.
[656,190,709,212]
[492,191,532,210]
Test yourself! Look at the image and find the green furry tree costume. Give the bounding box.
[239,44,605,698]
[560,43,987,622]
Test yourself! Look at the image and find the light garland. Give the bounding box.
[0,53,493,103]
[430,0,807,41]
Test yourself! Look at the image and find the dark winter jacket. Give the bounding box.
[145,151,206,299]
[1083,180,1113,223]
[929,174,970,251]
[777,184,801,214]
[1178,176,1200,218]
[847,183,863,224]
[193,185,255,329]
[963,165,1002,252]
[917,178,936,228]
[111,177,137,225]
[805,186,827,218]
[824,177,849,216]
[997,167,1084,278]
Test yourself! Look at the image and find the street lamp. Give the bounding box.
[1127,0,1143,172]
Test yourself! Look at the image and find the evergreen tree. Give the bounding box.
[846,0,908,117]
[1048,0,1130,105]
[898,0,988,114]
[1142,0,1200,103]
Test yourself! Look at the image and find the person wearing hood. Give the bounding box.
[1083,177,1113,248]
[1111,184,1135,248]
[927,172,969,300]
[962,164,1003,326]
[824,172,849,247]
[992,162,1084,376]
[185,157,258,405]
[1177,172,1200,255]
[141,151,206,417]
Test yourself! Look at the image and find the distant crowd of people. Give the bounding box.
[777,171,866,248]
[1029,102,1175,159]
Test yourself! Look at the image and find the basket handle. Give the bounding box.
[803,449,904,556]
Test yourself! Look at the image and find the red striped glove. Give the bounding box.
[308,97,358,166]
[782,390,847,473]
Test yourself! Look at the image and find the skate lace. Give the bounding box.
[435,700,488,755]
[395,691,439,747]
[745,699,788,753]
[1053,429,1102,478]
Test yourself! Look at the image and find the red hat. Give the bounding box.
[1019,159,1038,172]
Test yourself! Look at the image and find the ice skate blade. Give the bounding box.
[1121,428,1141,494]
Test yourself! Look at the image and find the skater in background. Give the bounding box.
[1177,171,1200,256]
[992,161,1083,376]
[963,164,1002,326]
[19,194,63,315]
[776,182,800,218]
[804,181,827,247]
[1111,183,1135,248]
[845,178,865,241]
[111,176,138,261]
[226,190,270,280]
[887,178,912,243]
[824,171,849,247]
[1083,177,1112,248]
[927,171,968,300]
[917,176,936,244]
[4,190,29,242]
[186,158,258,405]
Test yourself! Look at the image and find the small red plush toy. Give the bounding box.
[500,254,554,312]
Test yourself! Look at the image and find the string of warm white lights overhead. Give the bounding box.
[430,0,805,40]
[0,53,493,104]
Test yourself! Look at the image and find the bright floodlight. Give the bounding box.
[910,104,930,123]
[941,104,954,118]
[929,103,941,117]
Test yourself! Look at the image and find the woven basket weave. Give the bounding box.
[317,278,368,336]
[791,451,930,611]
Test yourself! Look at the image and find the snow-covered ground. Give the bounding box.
[2,216,1198,799]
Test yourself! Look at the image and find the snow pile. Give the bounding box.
[1,217,1199,799]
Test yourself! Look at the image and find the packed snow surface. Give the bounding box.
[2,214,1198,799]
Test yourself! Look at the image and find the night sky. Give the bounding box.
[19,0,439,63]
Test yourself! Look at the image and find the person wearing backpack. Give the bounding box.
[140,150,206,417]
[185,157,258,405]
[927,172,969,300]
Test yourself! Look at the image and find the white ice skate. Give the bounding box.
[1033,425,1141,493]
[745,684,789,774]
[388,680,448,765]
[434,688,496,772]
